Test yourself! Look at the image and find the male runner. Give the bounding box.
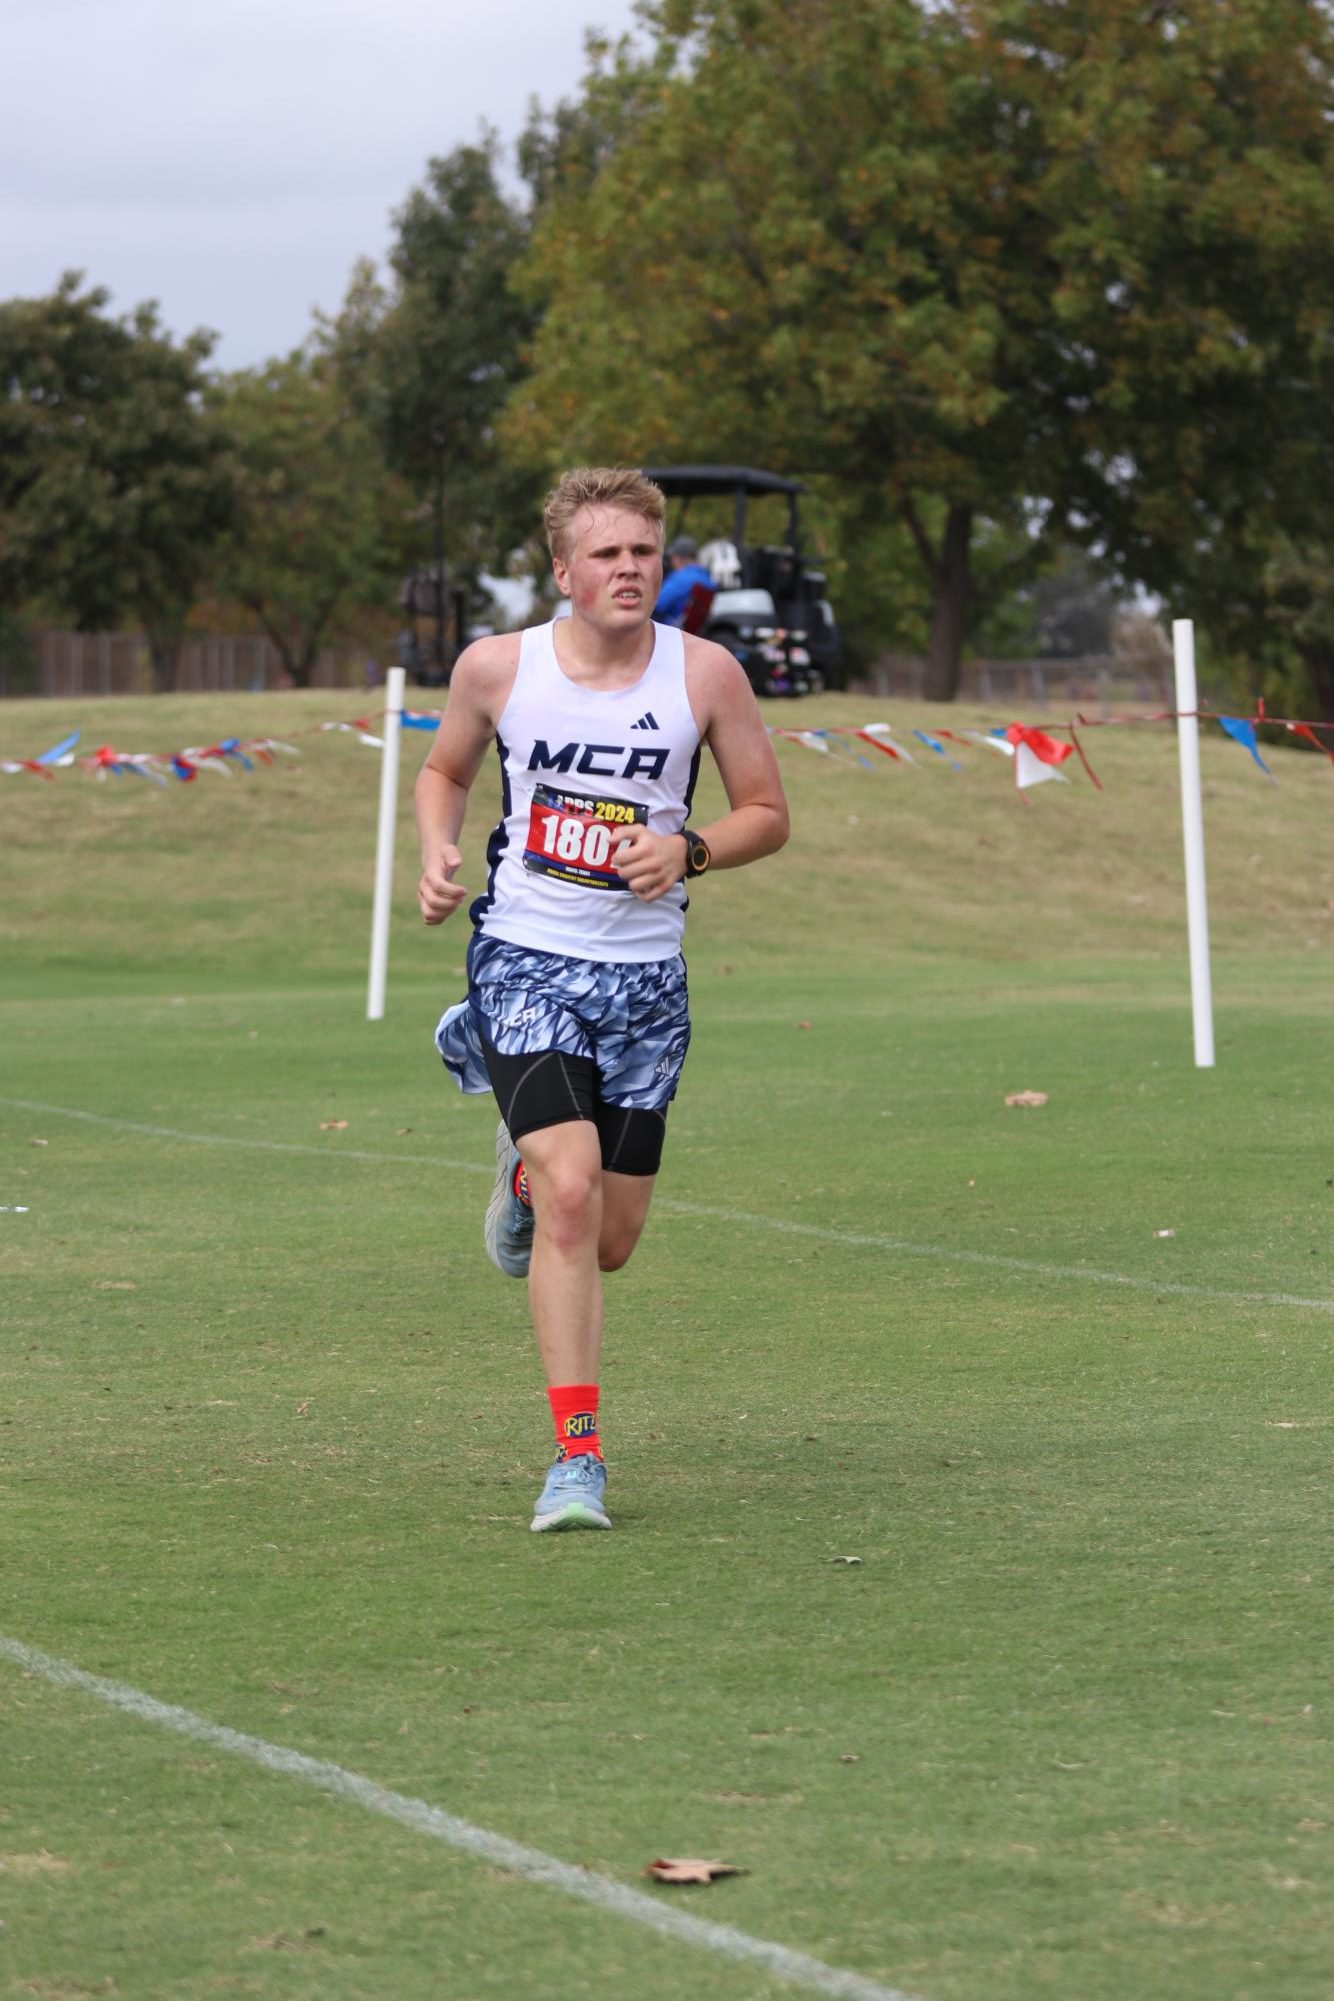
[415,467,789,1532]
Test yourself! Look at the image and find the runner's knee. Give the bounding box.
[530,1153,602,1250]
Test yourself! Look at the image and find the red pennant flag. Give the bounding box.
[1285,722,1334,766]
[1003,724,1074,766]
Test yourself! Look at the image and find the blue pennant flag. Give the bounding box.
[36,730,80,765]
[401,710,440,731]
[1218,716,1273,780]
[912,729,962,771]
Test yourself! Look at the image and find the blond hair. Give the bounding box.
[543,467,666,563]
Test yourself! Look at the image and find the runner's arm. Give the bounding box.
[614,641,788,900]
[414,639,514,925]
[689,643,790,870]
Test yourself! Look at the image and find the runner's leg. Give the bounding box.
[598,1170,657,1271]
[519,1117,605,1386]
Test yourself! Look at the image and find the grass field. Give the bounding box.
[1,691,1331,2001]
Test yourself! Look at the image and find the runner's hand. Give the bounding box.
[419,845,467,924]
[613,824,686,902]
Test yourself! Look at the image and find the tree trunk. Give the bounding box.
[1300,642,1334,728]
[285,645,316,690]
[249,606,310,688]
[923,504,973,702]
[147,630,182,694]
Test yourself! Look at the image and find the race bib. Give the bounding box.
[522,783,646,891]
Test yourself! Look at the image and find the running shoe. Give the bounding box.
[530,1453,611,1532]
[483,1119,534,1278]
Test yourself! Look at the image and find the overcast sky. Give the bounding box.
[4,0,643,371]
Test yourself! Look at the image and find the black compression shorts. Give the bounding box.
[478,1032,668,1177]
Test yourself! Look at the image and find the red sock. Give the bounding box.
[548,1383,602,1461]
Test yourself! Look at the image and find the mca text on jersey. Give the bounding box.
[528,740,669,782]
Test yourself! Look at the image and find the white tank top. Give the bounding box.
[471,619,702,962]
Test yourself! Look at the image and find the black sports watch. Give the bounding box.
[680,828,711,878]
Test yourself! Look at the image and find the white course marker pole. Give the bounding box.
[367,666,406,1022]
[1172,619,1215,1068]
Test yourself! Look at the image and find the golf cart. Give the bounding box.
[645,465,843,696]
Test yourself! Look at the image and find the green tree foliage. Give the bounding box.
[507,0,1334,700]
[209,352,416,687]
[1009,0,1334,722]
[0,273,237,687]
[324,136,537,595]
[1256,542,1334,728]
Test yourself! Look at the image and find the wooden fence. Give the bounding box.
[854,653,1173,712]
[11,630,376,701]
[9,631,1174,715]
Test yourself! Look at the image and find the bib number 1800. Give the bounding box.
[522,783,646,891]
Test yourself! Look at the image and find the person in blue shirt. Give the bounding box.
[653,536,715,626]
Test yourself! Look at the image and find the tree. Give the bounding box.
[323,136,538,601]
[506,0,1334,698]
[1028,550,1122,661]
[1004,0,1334,721]
[0,273,237,687]
[209,352,416,686]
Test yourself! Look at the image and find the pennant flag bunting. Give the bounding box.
[1012,740,1069,789]
[854,722,915,762]
[853,727,908,762]
[1003,723,1074,766]
[1,758,58,780]
[1003,723,1074,792]
[1218,715,1274,780]
[1285,721,1334,766]
[1216,720,1280,780]
[4,699,1330,803]
[911,728,962,770]
[321,718,384,747]
[817,730,876,769]
[36,730,81,766]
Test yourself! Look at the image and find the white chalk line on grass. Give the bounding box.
[0,1095,486,1177]
[5,1094,1332,1317]
[0,1634,916,2001]
[662,1201,1334,1315]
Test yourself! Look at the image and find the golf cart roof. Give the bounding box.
[645,465,807,498]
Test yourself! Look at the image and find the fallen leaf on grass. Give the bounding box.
[832,1555,864,1566]
[29,1137,49,1147]
[645,1858,748,1885]
[1153,1228,1177,1238]
[92,1280,137,1290]
[319,1119,349,1131]
[1004,1090,1048,1108]
[795,1020,813,1030]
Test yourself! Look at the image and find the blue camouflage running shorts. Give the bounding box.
[434,933,691,1117]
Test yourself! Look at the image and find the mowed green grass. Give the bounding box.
[1,692,1332,2001]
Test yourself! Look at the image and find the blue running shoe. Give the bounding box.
[483,1120,534,1278]
[531,1453,611,1532]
